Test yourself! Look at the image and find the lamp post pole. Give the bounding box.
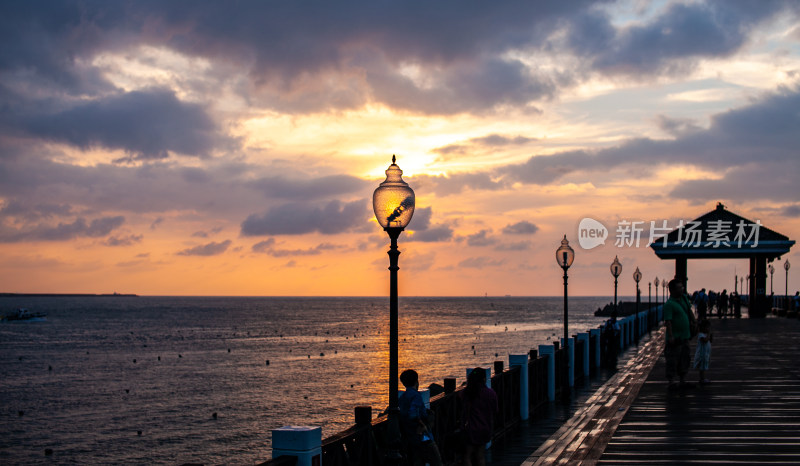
[387,226,401,427]
[769,265,774,295]
[633,267,641,343]
[373,155,415,464]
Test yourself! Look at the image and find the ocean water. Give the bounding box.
[0,296,621,465]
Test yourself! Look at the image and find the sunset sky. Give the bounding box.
[1,0,799,297]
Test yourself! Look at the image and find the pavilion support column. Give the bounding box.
[749,257,756,317]
[675,258,688,290]
[752,255,768,318]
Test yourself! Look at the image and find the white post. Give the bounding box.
[590,328,601,368]
[272,426,322,466]
[577,333,590,378]
[509,354,529,420]
[538,344,556,402]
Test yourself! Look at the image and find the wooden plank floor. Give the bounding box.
[520,316,800,465]
[599,317,800,465]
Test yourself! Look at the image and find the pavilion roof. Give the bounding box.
[649,202,794,259]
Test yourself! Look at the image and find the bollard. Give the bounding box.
[509,354,529,421]
[538,345,556,402]
[272,426,321,466]
[577,333,590,378]
[443,377,456,394]
[354,406,372,426]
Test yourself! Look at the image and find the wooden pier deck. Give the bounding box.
[522,316,800,465]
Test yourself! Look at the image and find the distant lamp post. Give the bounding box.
[372,154,415,461]
[747,274,751,298]
[556,235,575,395]
[735,273,738,294]
[769,264,775,295]
[633,267,642,342]
[610,256,622,315]
[662,280,667,305]
[556,237,575,345]
[785,260,791,310]
[654,277,659,306]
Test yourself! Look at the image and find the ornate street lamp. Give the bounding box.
[785,260,791,310]
[372,155,415,461]
[556,236,575,344]
[654,277,659,306]
[556,235,574,396]
[633,267,642,342]
[769,264,775,295]
[610,256,622,315]
[662,280,667,305]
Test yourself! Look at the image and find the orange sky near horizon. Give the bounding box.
[1,1,799,297]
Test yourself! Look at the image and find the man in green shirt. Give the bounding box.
[664,278,694,389]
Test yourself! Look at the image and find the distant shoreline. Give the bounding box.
[0,293,138,298]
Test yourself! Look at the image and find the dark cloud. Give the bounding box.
[566,2,799,76]
[780,205,800,218]
[466,230,497,247]
[434,134,537,157]
[410,226,454,243]
[240,199,368,236]
[502,221,539,235]
[502,86,800,189]
[670,162,799,204]
[253,242,342,257]
[176,239,232,256]
[413,172,507,197]
[7,88,231,159]
[104,234,143,246]
[252,238,276,252]
[2,1,797,117]
[249,175,369,201]
[654,115,703,137]
[0,215,124,242]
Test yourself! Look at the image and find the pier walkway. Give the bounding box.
[520,316,800,465]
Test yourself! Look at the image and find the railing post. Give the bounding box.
[509,354,529,421]
[271,426,321,466]
[443,377,456,394]
[590,328,601,368]
[577,333,590,378]
[538,344,556,402]
[355,406,372,425]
